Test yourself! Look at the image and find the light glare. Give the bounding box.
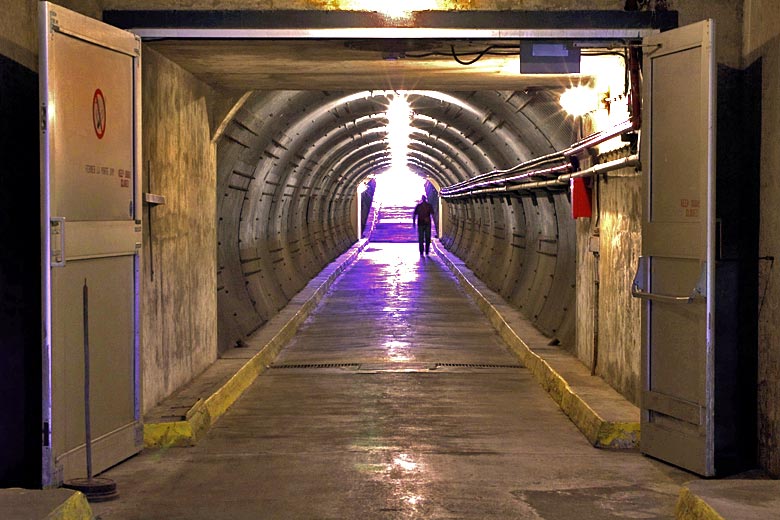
[339,0,439,18]
[393,454,419,471]
[580,54,626,93]
[559,86,600,117]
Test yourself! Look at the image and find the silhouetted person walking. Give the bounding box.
[412,195,435,256]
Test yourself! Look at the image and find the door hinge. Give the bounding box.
[40,104,47,133]
[50,217,66,267]
[49,11,60,34]
[42,421,50,446]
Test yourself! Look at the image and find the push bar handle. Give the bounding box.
[630,286,696,303]
[631,256,706,304]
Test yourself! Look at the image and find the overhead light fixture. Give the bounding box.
[339,0,440,19]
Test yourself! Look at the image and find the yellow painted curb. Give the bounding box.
[675,486,726,520]
[46,491,92,520]
[143,240,368,449]
[143,420,196,448]
[435,242,640,449]
[597,421,641,449]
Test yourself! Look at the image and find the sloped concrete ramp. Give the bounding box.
[91,243,696,519]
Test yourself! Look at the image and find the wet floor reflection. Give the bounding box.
[272,241,526,516]
[89,236,691,520]
[319,243,514,517]
[273,240,514,368]
[382,339,413,362]
[349,243,446,364]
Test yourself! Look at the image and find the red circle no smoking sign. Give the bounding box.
[93,89,106,139]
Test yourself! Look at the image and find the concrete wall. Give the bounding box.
[215,91,365,353]
[575,158,642,403]
[141,47,218,412]
[0,0,36,71]
[575,216,596,378]
[744,0,780,477]
[568,1,747,407]
[596,166,642,403]
[676,0,744,68]
[0,0,111,69]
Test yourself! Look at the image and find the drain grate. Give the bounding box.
[269,362,522,370]
[435,363,523,369]
[269,363,360,369]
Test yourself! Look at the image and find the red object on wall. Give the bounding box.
[571,177,592,218]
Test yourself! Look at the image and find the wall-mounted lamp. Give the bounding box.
[559,86,601,117]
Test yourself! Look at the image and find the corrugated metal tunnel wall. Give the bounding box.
[442,190,577,346]
[215,89,578,354]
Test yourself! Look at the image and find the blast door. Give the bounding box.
[633,20,717,476]
[39,2,142,486]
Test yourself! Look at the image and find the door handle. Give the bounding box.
[631,256,706,304]
[51,217,66,267]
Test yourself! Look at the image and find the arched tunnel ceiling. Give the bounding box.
[143,31,621,190]
[122,11,659,205]
[137,19,651,187]
[219,89,577,200]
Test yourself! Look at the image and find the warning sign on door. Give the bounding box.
[93,88,106,139]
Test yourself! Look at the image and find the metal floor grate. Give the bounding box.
[269,363,361,369]
[434,363,523,369]
[268,362,522,370]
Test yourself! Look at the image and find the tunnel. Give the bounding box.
[116,6,765,486]
[126,10,757,478]
[120,12,658,413]
[3,3,780,514]
[121,12,645,362]
[213,88,579,354]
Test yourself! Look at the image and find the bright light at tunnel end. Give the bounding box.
[374,93,428,206]
[374,169,426,206]
[386,93,413,172]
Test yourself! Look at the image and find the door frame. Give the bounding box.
[55,6,737,477]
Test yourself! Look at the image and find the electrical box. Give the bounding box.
[520,41,581,74]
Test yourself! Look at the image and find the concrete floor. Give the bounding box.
[91,241,697,519]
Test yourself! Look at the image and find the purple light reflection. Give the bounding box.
[359,243,427,364]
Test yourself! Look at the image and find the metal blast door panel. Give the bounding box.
[635,20,715,476]
[41,2,141,485]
